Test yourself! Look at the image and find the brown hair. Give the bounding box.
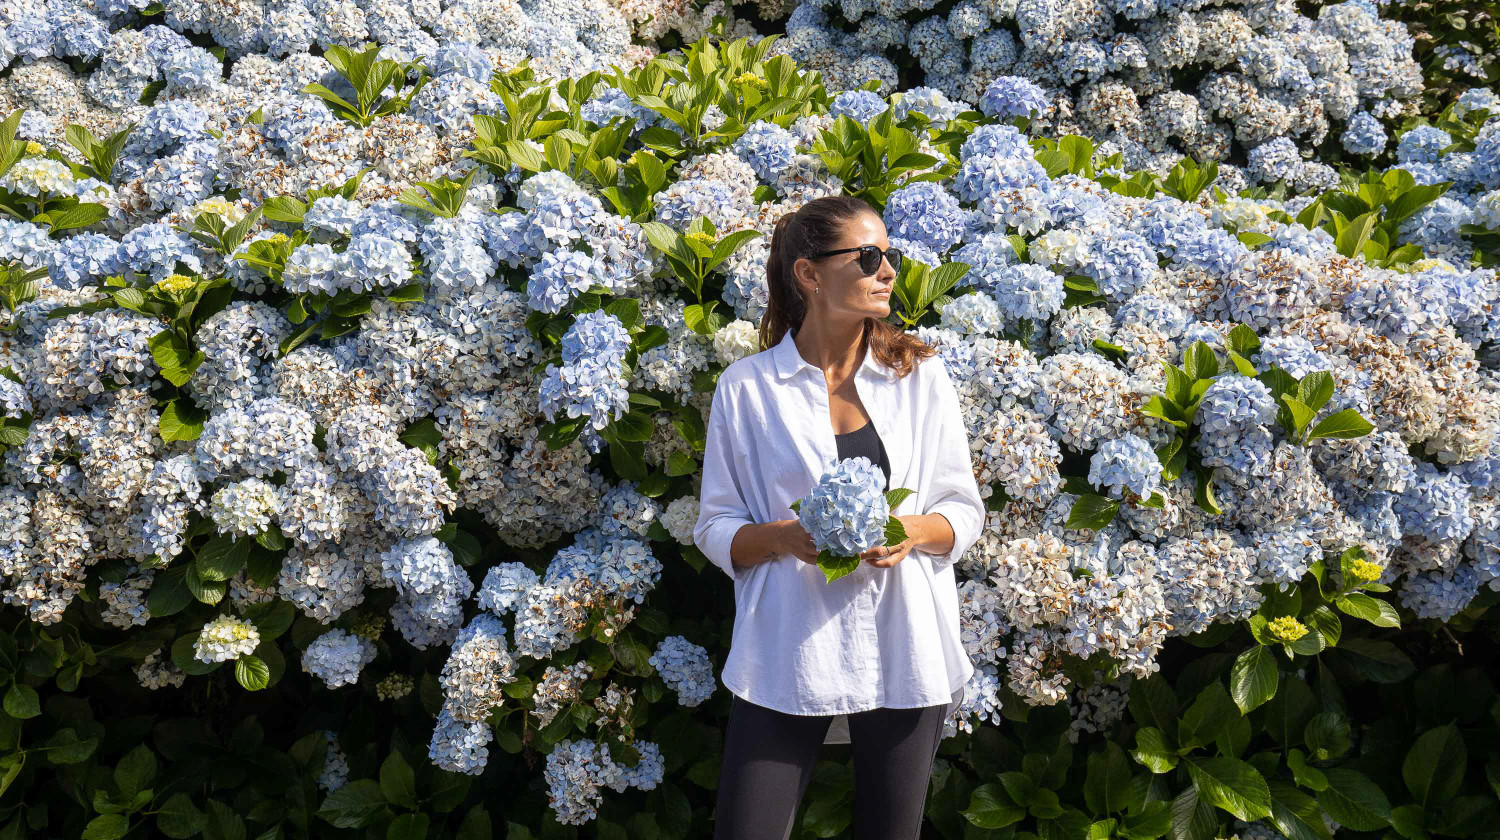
[758,195,935,378]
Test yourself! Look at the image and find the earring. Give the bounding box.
[815,286,820,294]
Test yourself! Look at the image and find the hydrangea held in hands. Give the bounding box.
[789,456,914,583]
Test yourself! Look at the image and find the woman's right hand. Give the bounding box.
[773,520,820,566]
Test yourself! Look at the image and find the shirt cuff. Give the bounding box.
[923,499,983,571]
[694,517,753,582]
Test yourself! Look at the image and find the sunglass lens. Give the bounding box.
[859,247,880,275]
[887,248,902,272]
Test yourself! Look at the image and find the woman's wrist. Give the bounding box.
[902,513,954,555]
[728,521,785,571]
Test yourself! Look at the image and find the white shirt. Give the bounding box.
[693,326,986,721]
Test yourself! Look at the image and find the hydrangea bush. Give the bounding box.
[0,24,1496,840]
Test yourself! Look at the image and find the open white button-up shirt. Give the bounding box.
[693,326,986,719]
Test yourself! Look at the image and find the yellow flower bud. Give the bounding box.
[684,230,716,248]
[154,274,197,294]
[734,72,769,91]
[1268,616,1308,643]
[24,141,44,156]
[1347,557,1383,585]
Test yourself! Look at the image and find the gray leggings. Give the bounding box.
[713,694,950,840]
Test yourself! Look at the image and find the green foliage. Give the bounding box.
[812,108,950,210]
[302,43,429,127]
[1296,168,1448,268]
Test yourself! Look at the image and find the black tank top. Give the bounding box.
[834,420,891,491]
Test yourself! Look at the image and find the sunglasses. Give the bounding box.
[811,244,903,275]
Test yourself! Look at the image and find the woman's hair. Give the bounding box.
[759,195,935,378]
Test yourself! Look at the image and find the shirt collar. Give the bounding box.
[771,326,898,381]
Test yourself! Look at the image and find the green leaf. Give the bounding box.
[1178,681,1236,750]
[146,566,193,617]
[456,806,492,840]
[114,744,157,799]
[817,550,860,584]
[1403,724,1466,809]
[1226,349,1259,377]
[1170,785,1219,840]
[665,450,698,477]
[196,535,249,582]
[1305,712,1352,761]
[380,751,419,810]
[885,487,915,510]
[1335,211,1380,259]
[1140,396,1188,427]
[1286,749,1328,792]
[1334,593,1400,627]
[82,815,129,840]
[1131,727,1178,774]
[1230,646,1278,714]
[49,203,109,233]
[203,800,247,840]
[1067,494,1120,531]
[235,655,270,691]
[1307,409,1374,441]
[316,779,388,828]
[261,196,308,223]
[1119,801,1172,840]
[1129,675,1178,741]
[43,727,99,764]
[1297,372,1335,412]
[1083,741,1136,816]
[962,783,1026,829]
[1318,768,1393,831]
[883,515,908,546]
[2,683,39,719]
[171,632,220,677]
[1267,779,1334,840]
[1183,756,1272,821]
[1281,394,1317,435]
[387,813,430,840]
[1330,637,1414,683]
[1183,341,1219,381]
[157,792,208,839]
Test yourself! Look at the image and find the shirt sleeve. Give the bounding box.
[919,357,987,572]
[692,380,755,582]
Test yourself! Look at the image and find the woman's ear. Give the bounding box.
[792,256,819,297]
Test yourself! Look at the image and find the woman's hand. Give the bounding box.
[774,520,820,566]
[859,515,917,568]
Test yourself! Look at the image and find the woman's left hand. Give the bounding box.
[860,516,917,568]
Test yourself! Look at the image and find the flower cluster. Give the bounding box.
[3,33,1499,828]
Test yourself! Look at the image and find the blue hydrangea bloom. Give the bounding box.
[1394,462,1475,544]
[560,310,631,367]
[528,249,605,314]
[978,76,1049,120]
[830,89,889,124]
[1199,375,1277,432]
[884,182,969,254]
[1340,111,1387,156]
[1395,125,1453,166]
[430,41,492,83]
[648,635,715,707]
[1079,231,1157,300]
[987,263,1065,322]
[48,233,123,290]
[797,456,891,557]
[960,123,1033,162]
[732,121,798,183]
[1088,433,1161,499]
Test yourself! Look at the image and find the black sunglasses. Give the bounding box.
[810,245,903,275]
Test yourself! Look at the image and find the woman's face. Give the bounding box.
[795,212,897,320]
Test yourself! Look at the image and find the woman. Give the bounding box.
[692,195,988,840]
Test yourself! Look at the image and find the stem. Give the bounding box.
[1441,625,1464,655]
